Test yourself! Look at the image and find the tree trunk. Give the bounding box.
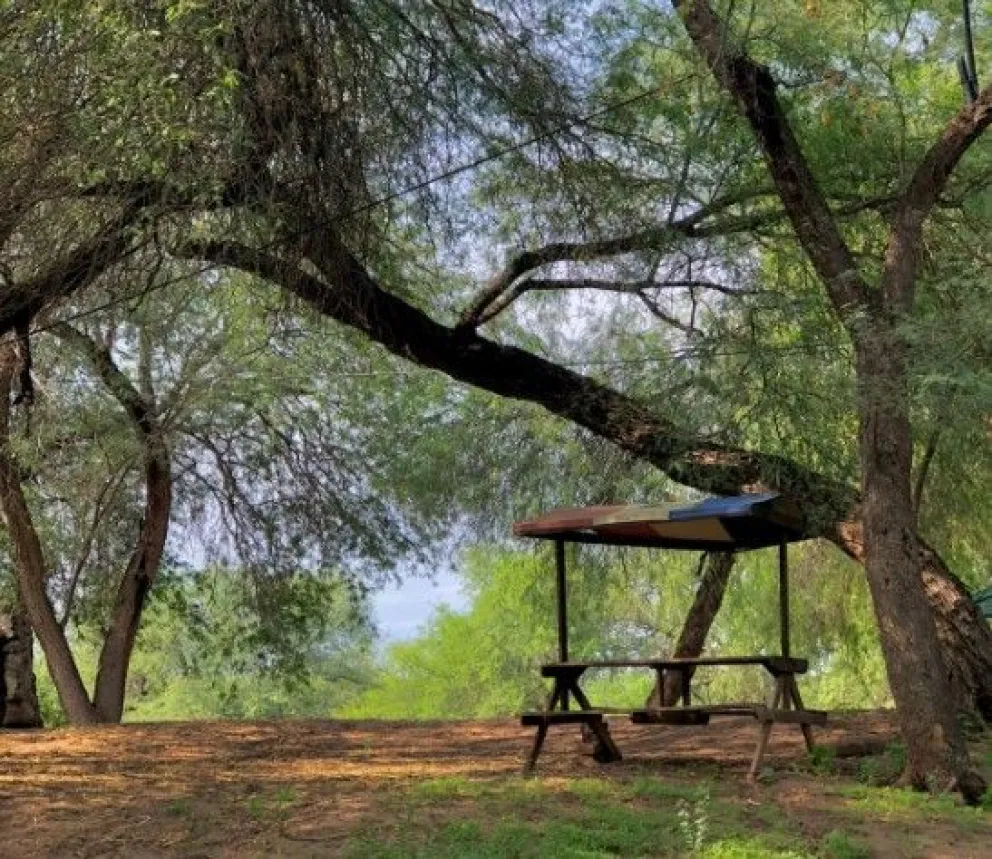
[833,520,992,721]
[0,358,98,724]
[0,596,42,728]
[854,332,984,802]
[646,552,735,707]
[91,440,171,722]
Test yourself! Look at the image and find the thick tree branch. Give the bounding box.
[883,83,992,311]
[0,206,145,336]
[49,323,156,435]
[175,236,858,532]
[673,0,871,318]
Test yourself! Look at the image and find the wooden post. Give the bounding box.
[778,540,790,658]
[555,539,569,710]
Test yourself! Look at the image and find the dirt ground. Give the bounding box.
[0,711,987,857]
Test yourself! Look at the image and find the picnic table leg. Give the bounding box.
[570,683,622,764]
[523,676,568,771]
[748,675,786,782]
[786,675,816,753]
[647,668,664,709]
[525,724,549,773]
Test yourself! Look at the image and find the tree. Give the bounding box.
[0,270,460,723]
[672,0,988,799]
[121,565,375,721]
[0,597,42,728]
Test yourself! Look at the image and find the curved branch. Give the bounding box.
[0,206,145,336]
[49,323,155,434]
[883,83,992,311]
[174,236,858,532]
[475,276,753,327]
[673,0,871,317]
[459,193,893,330]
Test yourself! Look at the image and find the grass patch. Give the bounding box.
[349,773,810,858]
[243,786,299,822]
[820,829,871,859]
[700,839,808,859]
[165,796,192,817]
[835,784,987,826]
[407,776,488,802]
[345,809,808,858]
[630,774,712,802]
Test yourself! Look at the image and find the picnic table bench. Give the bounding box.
[522,655,826,779]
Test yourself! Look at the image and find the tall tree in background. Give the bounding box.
[0,272,451,723]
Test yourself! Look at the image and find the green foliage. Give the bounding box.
[348,540,890,720]
[855,742,906,786]
[808,745,837,776]
[35,565,376,724]
[124,566,374,720]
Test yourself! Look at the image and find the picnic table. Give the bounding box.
[513,493,828,779]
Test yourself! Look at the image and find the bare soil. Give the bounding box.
[0,711,987,857]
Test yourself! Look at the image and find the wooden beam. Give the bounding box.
[555,539,569,709]
[779,540,790,657]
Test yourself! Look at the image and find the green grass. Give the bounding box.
[820,829,871,859]
[340,767,991,858]
[165,796,192,817]
[344,774,810,858]
[345,815,810,858]
[833,783,987,828]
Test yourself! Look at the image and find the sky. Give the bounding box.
[372,566,469,642]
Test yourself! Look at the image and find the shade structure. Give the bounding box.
[513,492,806,552]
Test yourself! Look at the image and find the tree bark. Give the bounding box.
[91,444,171,722]
[0,333,173,725]
[833,519,992,722]
[0,354,98,724]
[646,552,735,707]
[0,596,42,728]
[854,331,983,802]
